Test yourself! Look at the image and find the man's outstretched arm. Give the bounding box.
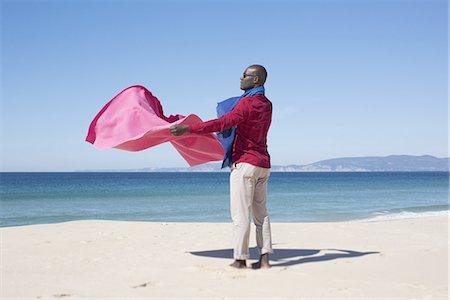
[170,98,249,136]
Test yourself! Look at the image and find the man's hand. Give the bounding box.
[170,124,190,136]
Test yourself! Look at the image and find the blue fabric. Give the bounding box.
[216,86,265,168]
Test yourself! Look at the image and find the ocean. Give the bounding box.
[0,172,448,227]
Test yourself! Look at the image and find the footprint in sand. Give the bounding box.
[53,293,71,298]
[132,281,161,288]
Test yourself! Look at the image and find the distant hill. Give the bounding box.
[272,155,449,172]
[78,155,449,172]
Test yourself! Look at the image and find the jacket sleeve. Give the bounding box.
[189,98,250,134]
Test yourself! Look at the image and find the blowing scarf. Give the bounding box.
[216,86,265,168]
[85,85,224,166]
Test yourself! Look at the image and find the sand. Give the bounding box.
[1,215,448,299]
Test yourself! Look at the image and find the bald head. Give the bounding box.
[240,64,268,90]
[247,64,267,85]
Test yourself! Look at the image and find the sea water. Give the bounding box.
[0,172,448,227]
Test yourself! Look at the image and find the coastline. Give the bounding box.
[1,215,448,299]
[2,208,448,228]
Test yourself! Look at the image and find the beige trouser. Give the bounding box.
[230,162,273,260]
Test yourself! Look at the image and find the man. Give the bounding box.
[170,65,273,269]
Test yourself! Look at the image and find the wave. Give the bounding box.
[362,205,449,222]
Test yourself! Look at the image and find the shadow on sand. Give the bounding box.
[190,247,379,267]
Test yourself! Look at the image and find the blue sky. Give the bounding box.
[1,0,448,171]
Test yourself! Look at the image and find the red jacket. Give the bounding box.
[189,94,272,168]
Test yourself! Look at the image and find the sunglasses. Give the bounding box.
[242,73,258,78]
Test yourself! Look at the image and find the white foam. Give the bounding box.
[362,210,449,222]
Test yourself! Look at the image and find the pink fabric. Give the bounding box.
[86,85,224,166]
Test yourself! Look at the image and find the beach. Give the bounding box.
[1,215,448,299]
